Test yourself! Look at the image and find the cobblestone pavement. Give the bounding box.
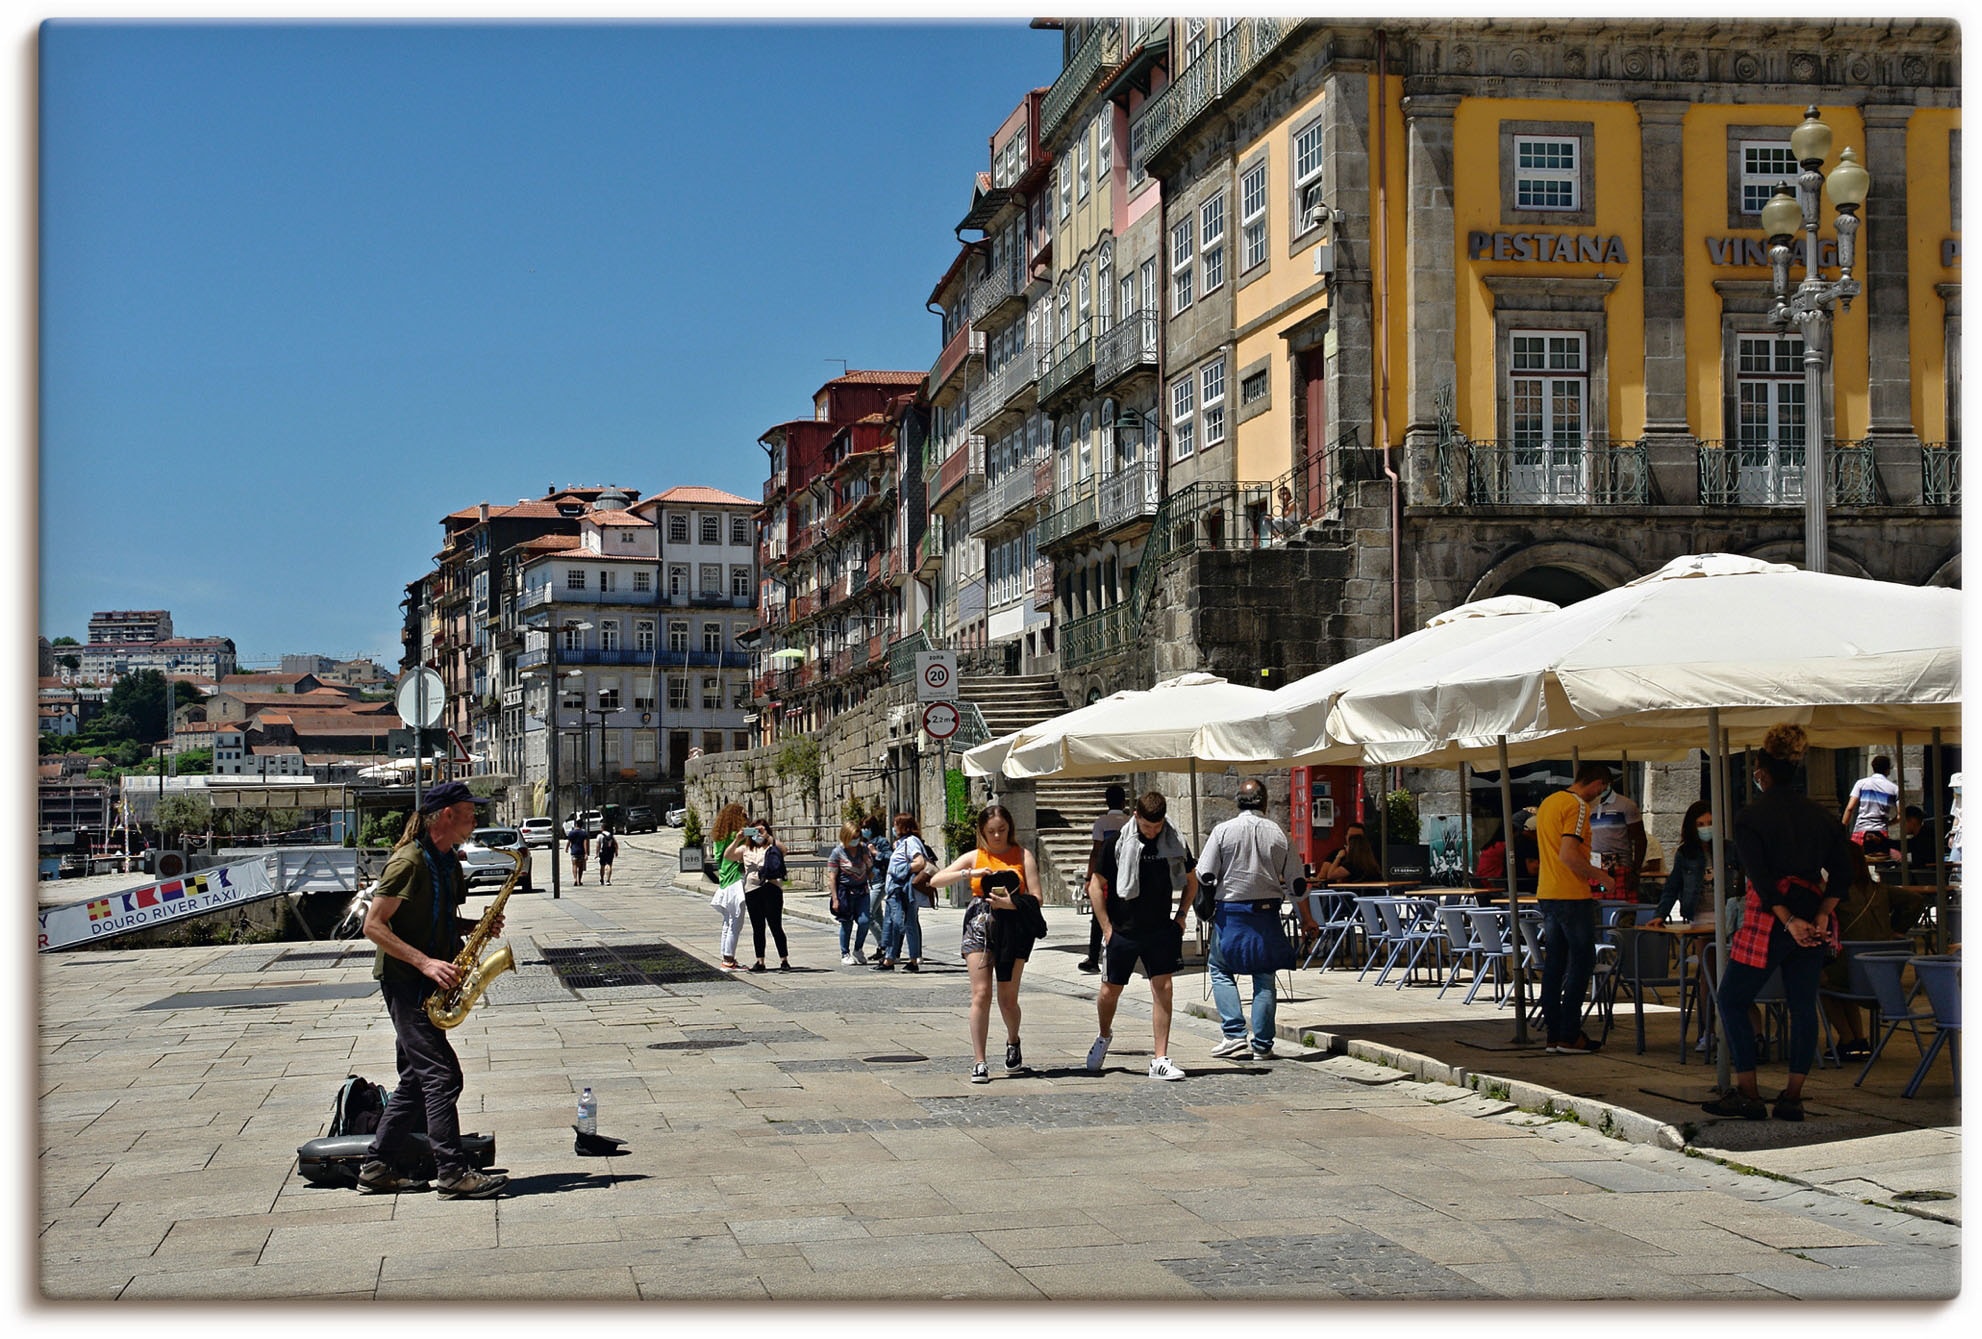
[33,832,1961,1304]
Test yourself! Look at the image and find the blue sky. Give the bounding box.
[37,19,1055,666]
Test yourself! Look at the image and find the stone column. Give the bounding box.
[1322,66,1375,461]
[1860,104,1917,444]
[1400,93,1460,508]
[1637,100,1691,437]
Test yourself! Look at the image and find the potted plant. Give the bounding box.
[678,804,705,875]
[1383,788,1431,879]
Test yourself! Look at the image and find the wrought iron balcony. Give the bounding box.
[971,465,1045,537]
[1696,439,1880,507]
[930,436,985,508]
[913,524,945,577]
[969,264,1027,327]
[929,323,985,397]
[521,585,663,611]
[1097,462,1162,534]
[1035,478,1100,549]
[887,628,935,683]
[1094,312,1160,388]
[1434,438,1652,507]
[1129,17,1299,172]
[1040,19,1121,141]
[1038,325,1095,406]
[972,347,1039,430]
[1922,441,1962,505]
[763,472,785,503]
[1059,601,1133,670]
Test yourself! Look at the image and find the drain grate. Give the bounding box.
[541,941,731,989]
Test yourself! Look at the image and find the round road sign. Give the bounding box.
[922,701,960,740]
[395,668,446,729]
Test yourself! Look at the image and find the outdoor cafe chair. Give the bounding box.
[1854,951,1939,1091]
[1817,939,1910,1067]
[1353,897,1396,982]
[1435,905,1491,1001]
[1462,906,1516,1004]
[1903,954,1960,1098]
[1303,890,1362,972]
[1375,896,1444,988]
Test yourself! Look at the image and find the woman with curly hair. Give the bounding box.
[1704,724,1854,1122]
[707,803,750,970]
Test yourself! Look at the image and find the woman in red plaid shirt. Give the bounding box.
[1702,725,1854,1123]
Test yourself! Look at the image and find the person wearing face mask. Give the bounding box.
[1649,801,1717,926]
[1586,775,1646,901]
[724,820,790,973]
[826,821,877,966]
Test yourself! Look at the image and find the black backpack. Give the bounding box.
[328,1074,388,1137]
[760,843,787,882]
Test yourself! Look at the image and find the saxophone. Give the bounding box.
[425,848,525,1029]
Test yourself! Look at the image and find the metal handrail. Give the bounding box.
[1094,312,1160,386]
[1434,437,1651,506]
[1097,460,1161,533]
[1696,438,1880,507]
[1040,19,1121,140]
[1129,17,1298,171]
[1922,440,1962,505]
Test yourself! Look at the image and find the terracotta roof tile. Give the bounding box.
[586,509,653,526]
[829,370,925,386]
[642,485,756,507]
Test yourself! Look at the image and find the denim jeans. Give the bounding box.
[879,890,922,961]
[1716,936,1826,1075]
[370,977,468,1177]
[836,890,872,956]
[1206,922,1277,1045]
[1538,898,1599,1044]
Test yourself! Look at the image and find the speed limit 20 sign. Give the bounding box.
[914,651,958,703]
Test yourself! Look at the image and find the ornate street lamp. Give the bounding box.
[1761,106,1872,574]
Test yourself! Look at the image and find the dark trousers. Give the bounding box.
[1716,936,1826,1076]
[1538,898,1599,1044]
[370,976,468,1176]
[746,883,788,961]
[1086,912,1103,961]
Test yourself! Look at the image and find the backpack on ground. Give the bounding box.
[328,1074,387,1137]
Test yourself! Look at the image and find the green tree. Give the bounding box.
[103,669,171,743]
[173,680,206,713]
[51,636,79,647]
[156,793,212,843]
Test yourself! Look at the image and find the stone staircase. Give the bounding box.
[958,672,1127,906]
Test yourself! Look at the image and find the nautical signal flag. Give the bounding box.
[86,900,113,922]
[135,886,158,908]
[158,881,186,902]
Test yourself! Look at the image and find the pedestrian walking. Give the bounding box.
[877,812,931,972]
[565,819,590,885]
[1841,753,1901,846]
[927,804,1045,1083]
[1534,763,1618,1054]
[1086,791,1194,1081]
[708,803,750,971]
[1196,777,1302,1061]
[1703,724,1854,1122]
[1076,784,1131,974]
[596,829,619,886]
[357,780,508,1199]
[862,814,894,967]
[827,821,877,965]
[726,819,790,973]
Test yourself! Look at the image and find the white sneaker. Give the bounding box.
[841,954,856,966]
[1148,1056,1186,1081]
[1085,1034,1111,1072]
[1209,1037,1251,1059]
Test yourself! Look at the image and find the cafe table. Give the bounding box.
[1613,918,1719,1060]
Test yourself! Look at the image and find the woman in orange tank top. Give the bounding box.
[928,804,1044,1085]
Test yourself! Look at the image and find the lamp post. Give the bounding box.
[521,613,590,900]
[585,696,618,823]
[1760,107,1872,575]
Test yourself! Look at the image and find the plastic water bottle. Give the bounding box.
[576,1086,596,1135]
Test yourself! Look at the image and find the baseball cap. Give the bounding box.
[419,780,490,814]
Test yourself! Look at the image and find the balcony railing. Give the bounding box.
[930,435,986,507]
[1036,478,1099,548]
[930,323,986,396]
[972,346,1039,429]
[1097,461,1162,533]
[1922,441,1962,505]
[1435,438,1652,507]
[969,264,1026,326]
[552,647,751,670]
[1696,439,1880,507]
[1040,19,1121,140]
[1094,312,1160,388]
[913,524,945,576]
[1129,17,1298,171]
[887,628,936,683]
[763,472,785,503]
[521,585,665,612]
[971,465,1045,536]
[1060,602,1133,668]
[1038,324,1096,405]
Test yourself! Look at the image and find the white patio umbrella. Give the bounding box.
[1001,672,1275,846]
[961,729,1024,779]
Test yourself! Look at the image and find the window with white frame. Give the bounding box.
[636,620,656,653]
[1293,115,1326,226]
[1119,272,1136,318]
[1077,265,1091,331]
[1508,332,1588,448]
[1201,360,1227,447]
[698,563,721,593]
[633,570,651,592]
[1515,136,1579,211]
[702,622,723,654]
[1171,216,1195,312]
[1241,159,1268,271]
[667,677,688,710]
[1140,258,1156,315]
[1200,193,1226,293]
[560,624,584,653]
[701,677,720,710]
[1735,333,1807,447]
[634,733,656,763]
[730,566,751,599]
[1076,129,1090,201]
[668,564,687,596]
[598,680,620,710]
[730,515,749,545]
[1170,374,1197,462]
[600,620,619,653]
[667,514,688,543]
[699,514,720,545]
[599,568,616,593]
[1739,140,1799,215]
[1096,113,1112,185]
[668,620,688,653]
[566,568,586,590]
[1059,158,1072,220]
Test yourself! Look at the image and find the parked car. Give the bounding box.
[459,827,533,892]
[574,810,606,835]
[622,805,659,833]
[665,806,688,827]
[519,817,557,848]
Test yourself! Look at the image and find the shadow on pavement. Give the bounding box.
[498,1171,650,1196]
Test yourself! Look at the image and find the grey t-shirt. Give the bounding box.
[1194,811,1302,901]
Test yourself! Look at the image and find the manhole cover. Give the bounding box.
[862,1054,928,1065]
[542,940,731,989]
[648,1037,747,1050]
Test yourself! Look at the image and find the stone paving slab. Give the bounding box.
[31,832,1960,1302]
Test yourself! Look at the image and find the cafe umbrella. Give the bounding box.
[1325,552,1963,1077]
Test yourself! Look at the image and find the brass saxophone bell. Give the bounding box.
[426,848,526,1030]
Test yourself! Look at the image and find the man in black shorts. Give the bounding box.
[1085,791,1195,1080]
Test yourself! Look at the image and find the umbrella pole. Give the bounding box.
[1707,709,1732,1093]
[1931,727,1948,952]
[1498,737,1529,1046]
[1190,758,1200,853]
[1894,732,1908,881]
[1460,762,1473,877]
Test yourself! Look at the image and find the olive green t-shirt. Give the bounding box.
[371,839,465,984]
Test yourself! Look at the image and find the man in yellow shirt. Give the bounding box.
[1535,763,1618,1054]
